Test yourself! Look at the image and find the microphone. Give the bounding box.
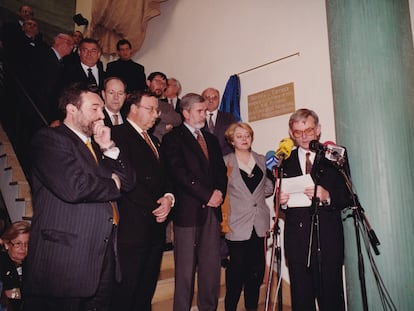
[265,151,278,170]
[309,140,346,166]
[275,138,294,161]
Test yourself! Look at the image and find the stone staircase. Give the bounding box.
[0,123,33,222]
[152,250,292,311]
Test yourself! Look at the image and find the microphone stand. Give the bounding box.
[306,150,323,300]
[332,156,396,311]
[335,162,375,311]
[264,163,284,311]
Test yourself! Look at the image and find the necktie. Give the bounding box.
[195,129,209,160]
[169,98,173,106]
[86,139,119,225]
[305,152,312,174]
[85,139,98,163]
[208,113,214,133]
[113,114,119,125]
[142,131,159,159]
[87,68,97,86]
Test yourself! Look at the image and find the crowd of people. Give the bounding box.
[0,4,353,311]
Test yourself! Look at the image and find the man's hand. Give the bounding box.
[93,121,112,149]
[206,189,223,208]
[111,173,121,190]
[304,185,329,201]
[153,196,173,223]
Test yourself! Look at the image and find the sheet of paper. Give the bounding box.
[282,174,314,207]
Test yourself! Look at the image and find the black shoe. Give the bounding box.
[221,258,230,268]
[164,242,173,251]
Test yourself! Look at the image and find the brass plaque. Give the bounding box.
[248,82,295,122]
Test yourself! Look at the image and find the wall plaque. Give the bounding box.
[248,82,295,122]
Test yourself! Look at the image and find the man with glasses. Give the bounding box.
[279,108,351,311]
[146,72,181,141]
[101,77,127,127]
[110,91,174,311]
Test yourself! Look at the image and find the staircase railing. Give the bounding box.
[0,47,48,179]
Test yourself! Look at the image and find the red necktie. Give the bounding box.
[142,131,159,159]
[195,129,209,160]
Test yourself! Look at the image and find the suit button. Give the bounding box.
[253,203,257,207]
[299,222,303,228]
[104,237,109,243]
[108,217,113,222]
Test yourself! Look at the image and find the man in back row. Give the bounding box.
[106,39,146,93]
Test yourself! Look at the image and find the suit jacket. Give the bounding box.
[33,47,64,123]
[106,59,146,92]
[203,111,237,156]
[161,97,182,114]
[111,121,171,246]
[282,148,351,265]
[103,109,125,128]
[25,124,135,297]
[58,60,105,93]
[150,99,182,141]
[223,152,274,241]
[161,125,227,227]
[0,251,24,310]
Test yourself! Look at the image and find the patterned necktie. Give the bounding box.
[142,131,159,159]
[195,129,209,160]
[113,114,119,125]
[208,113,214,133]
[86,139,119,225]
[87,68,97,86]
[305,152,312,174]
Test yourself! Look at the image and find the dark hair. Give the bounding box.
[123,90,154,114]
[79,38,101,51]
[180,93,205,112]
[58,82,100,115]
[116,39,131,50]
[147,72,167,82]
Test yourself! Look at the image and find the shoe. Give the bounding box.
[164,242,173,251]
[221,258,230,268]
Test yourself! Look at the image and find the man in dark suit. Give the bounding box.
[161,93,227,311]
[202,87,237,156]
[106,39,146,93]
[162,77,182,114]
[146,72,182,141]
[24,82,135,311]
[59,38,105,92]
[280,108,351,311]
[34,33,74,123]
[101,77,127,128]
[110,91,174,311]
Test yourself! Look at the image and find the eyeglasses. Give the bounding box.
[292,127,315,138]
[139,105,161,117]
[106,90,126,97]
[9,241,29,249]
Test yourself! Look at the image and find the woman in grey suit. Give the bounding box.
[223,123,274,311]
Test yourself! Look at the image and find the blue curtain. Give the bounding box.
[219,74,241,121]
